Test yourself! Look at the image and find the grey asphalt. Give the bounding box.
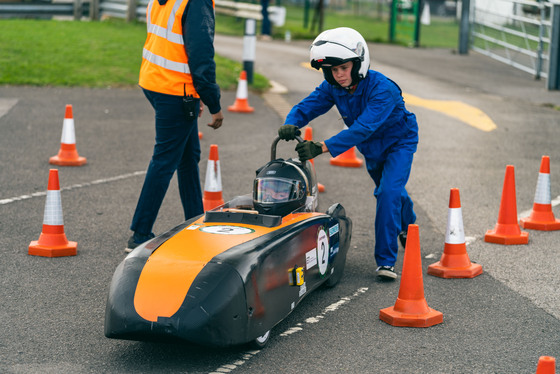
[1,35,560,373]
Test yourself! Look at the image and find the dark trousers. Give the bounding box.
[130,89,203,236]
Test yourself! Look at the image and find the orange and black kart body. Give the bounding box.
[105,137,352,348]
[104,198,351,347]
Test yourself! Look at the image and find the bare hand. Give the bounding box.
[198,101,204,118]
[208,111,224,129]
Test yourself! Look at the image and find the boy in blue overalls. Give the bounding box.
[278,27,418,280]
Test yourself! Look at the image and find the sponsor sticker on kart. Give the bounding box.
[199,225,255,235]
[329,244,339,262]
[329,223,339,237]
[306,249,317,270]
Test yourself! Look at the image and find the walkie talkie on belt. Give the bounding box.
[182,84,197,121]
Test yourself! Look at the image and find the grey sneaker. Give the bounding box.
[125,232,155,253]
[376,265,397,280]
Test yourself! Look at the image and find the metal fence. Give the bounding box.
[471,0,551,79]
[0,0,148,21]
[459,0,560,89]
[0,0,90,19]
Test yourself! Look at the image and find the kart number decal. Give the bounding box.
[199,225,255,235]
[317,228,329,276]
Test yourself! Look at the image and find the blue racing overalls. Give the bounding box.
[285,70,418,267]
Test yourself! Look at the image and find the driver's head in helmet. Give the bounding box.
[253,160,311,217]
[256,178,303,203]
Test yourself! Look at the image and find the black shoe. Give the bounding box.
[376,265,397,280]
[398,231,407,249]
[125,232,155,253]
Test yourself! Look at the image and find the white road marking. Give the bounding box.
[0,98,18,119]
[208,287,368,374]
[0,171,146,205]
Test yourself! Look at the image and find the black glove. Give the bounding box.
[296,141,323,161]
[278,125,301,140]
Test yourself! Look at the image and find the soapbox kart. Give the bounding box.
[104,136,352,348]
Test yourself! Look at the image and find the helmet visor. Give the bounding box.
[254,178,304,204]
[310,56,347,70]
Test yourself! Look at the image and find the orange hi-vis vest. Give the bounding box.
[139,0,201,97]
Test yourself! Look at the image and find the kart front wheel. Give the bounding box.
[250,330,271,349]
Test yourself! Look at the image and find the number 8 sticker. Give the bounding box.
[316,228,329,276]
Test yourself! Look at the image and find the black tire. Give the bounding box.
[324,253,347,288]
[249,330,271,349]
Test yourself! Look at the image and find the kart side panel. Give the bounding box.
[132,213,317,323]
[217,204,352,343]
[105,204,352,347]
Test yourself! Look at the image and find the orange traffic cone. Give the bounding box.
[379,224,443,327]
[428,188,483,278]
[485,165,529,244]
[49,104,87,166]
[520,156,560,230]
[203,144,225,211]
[330,126,362,167]
[29,169,77,257]
[199,132,203,140]
[536,356,556,374]
[303,127,325,193]
[228,71,254,113]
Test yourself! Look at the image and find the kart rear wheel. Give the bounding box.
[250,330,271,349]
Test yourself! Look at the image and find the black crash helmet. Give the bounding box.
[253,159,312,217]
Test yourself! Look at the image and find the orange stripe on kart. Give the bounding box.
[134,213,319,322]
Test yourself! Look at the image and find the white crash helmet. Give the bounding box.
[309,27,370,88]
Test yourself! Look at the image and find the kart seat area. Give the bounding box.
[203,210,282,228]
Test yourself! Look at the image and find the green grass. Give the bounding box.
[216,5,460,48]
[0,18,268,90]
[0,7,459,89]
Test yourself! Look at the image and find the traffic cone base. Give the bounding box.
[484,228,529,245]
[330,148,363,168]
[379,224,443,328]
[318,183,325,193]
[427,246,483,278]
[29,239,77,257]
[49,144,87,166]
[228,99,254,113]
[379,304,443,328]
[520,203,560,230]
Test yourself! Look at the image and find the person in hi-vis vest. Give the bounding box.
[127,0,224,252]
